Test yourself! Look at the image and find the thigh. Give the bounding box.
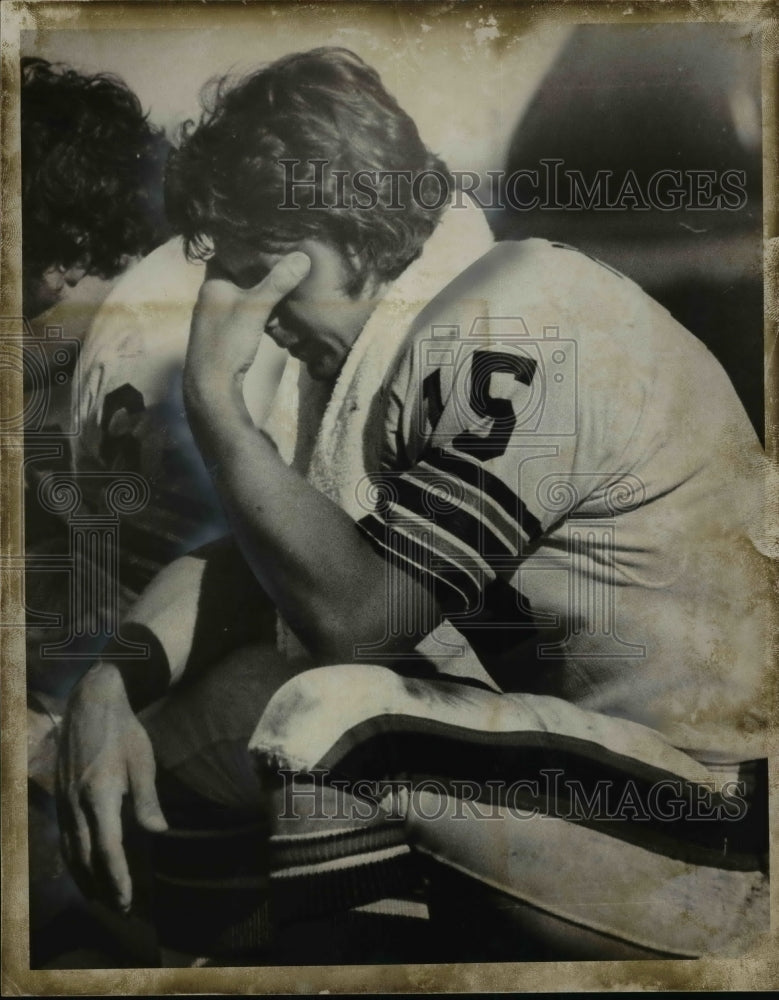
[141,640,310,815]
[411,791,768,960]
[249,664,770,959]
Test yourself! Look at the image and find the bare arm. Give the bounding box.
[183,253,442,664]
[57,254,439,913]
[56,552,208,912]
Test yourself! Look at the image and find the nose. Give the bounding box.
[62,265,87,287]
[264,316,294,348]
[46,269,66,293]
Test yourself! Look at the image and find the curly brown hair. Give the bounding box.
[21,57,170,295]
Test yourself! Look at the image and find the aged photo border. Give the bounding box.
[2,0,777,993]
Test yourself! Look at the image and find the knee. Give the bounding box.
[248,663,404,770]
[127,554,205,643]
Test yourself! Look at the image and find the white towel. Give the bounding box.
[265,196,495,665]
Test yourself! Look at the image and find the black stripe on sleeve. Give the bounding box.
[425,447,543,542]
[387,476,515,563]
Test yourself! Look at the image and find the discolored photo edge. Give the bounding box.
[1,0,777,993]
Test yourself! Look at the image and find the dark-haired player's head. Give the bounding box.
[165,47,451,379]
[21,57,170,318]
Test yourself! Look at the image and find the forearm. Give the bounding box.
[81,555,201,715]
[185,377,434,662]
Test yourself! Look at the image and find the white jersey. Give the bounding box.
[357,239,772,757]
[73,238,287,590]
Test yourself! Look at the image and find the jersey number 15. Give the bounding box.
[423,350,537,460]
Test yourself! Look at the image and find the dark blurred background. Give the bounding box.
[493,22,764,440]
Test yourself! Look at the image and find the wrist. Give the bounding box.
[183,368,244,415]
[183,371,251,451]
[74,660,131,708]
[98,623,172,713]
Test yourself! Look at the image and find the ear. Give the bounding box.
[341,246,381,299]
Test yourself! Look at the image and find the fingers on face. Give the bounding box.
[225,253,310,336]
[259,252,311,303]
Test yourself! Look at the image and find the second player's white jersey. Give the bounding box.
[72,238,287,590]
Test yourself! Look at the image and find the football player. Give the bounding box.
[56,47,771,961]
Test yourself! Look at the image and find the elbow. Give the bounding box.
[300,607,379,665]
[302,583,434,665]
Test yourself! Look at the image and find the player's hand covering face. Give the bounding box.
[186,250,313,400]
[197,239,385,382]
